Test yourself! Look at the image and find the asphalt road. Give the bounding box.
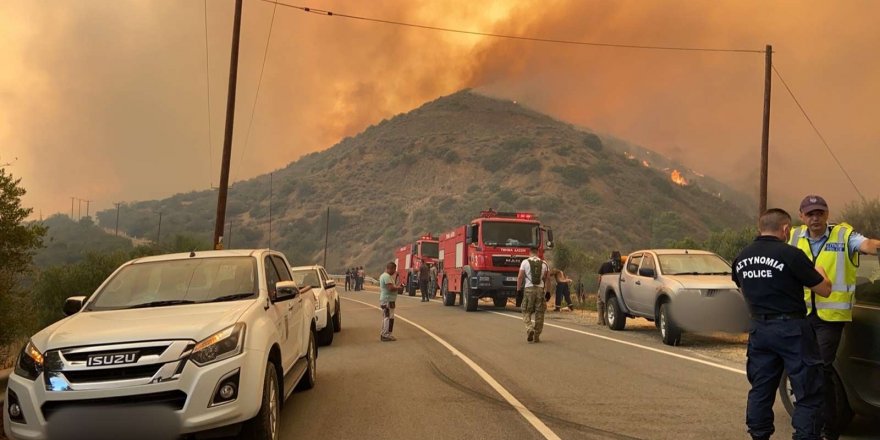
[273,288,875,440]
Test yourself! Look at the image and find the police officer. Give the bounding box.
[733,208,832,440]
[789,194,880,439]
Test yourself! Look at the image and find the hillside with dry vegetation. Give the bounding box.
[95,90,751,272]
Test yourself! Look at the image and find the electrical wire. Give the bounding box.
[772,64,867,203]
[204,0,215,189]
[236,0,279,183]
[264,1,765,54]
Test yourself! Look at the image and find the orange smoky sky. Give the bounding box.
[1,0,878,220]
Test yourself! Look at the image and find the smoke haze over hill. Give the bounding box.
[2,0,878,219]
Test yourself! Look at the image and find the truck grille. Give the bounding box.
[492,256,526,267]
[43,340,193,391]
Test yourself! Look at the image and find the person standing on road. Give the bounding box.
[517,249,549,343]
[344,268,352,291]
[418,262,431,302]
[379,262,404,342]
[596,251,623,325]
[788,195,880,440]
[552,269,574,311]
[733,208,832,440]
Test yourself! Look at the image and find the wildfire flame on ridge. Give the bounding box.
[671,170,689,186]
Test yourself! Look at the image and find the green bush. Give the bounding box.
[583,133,603,152]
[554,165,590,187]
[513,160,542,174]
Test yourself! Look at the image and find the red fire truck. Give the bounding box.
[393,234,440,296]
[437,210,553,311]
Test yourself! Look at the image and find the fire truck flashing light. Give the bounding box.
[479,210,536,220]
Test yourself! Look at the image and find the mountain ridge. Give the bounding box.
[95,89,751,272]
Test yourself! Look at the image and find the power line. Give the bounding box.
[237,0,279,182]
[204,0,215,189]
[265,1,765,54]
[772,64,866,203]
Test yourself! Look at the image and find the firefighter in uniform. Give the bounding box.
[788,195,880,439]
[733,208,832,440]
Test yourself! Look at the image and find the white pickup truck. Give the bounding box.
[4,249,317,440]
[598,249,748,346]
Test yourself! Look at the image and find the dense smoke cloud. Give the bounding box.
[1,0,877,219]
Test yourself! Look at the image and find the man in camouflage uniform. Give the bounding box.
[517,248,549,343]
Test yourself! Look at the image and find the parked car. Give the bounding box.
[290,265,341,347]
[598,249,748,346]
[4,249,317,440]
[778,255,880,432]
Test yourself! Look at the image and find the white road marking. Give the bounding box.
[487,311,747,375]
[343,296,562,440]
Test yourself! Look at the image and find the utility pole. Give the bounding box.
[114,202,122,236]
[759,44,772,215]
[227,221,233,249]
[84,199,91,218]
[77,198,82,220]
[157,211,163,244]
[323,207,330,267]
[70,197,75,219]
[212,0,243,250]
[268,172,273,249]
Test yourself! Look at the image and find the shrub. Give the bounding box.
[583,133,603,151]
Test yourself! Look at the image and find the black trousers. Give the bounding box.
[807,314,846,439]
[746,318,823,440]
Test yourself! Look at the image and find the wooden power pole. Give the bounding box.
[213,0,243,250]
[759,44,772,215]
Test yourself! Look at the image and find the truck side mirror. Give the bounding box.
[63,296,87,316]
[465,225,474,244]
[411,243,417,254]
[275,281,300,301]
[545,229,554,249]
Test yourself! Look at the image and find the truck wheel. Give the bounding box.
[296,329,317,391]
[493,296,507,308]
[462,282,477,312]
[659,302,682,346]
[442,279,455,306]
[241,362,281,440]
[317,310,334,346]
[606,295,626,331]
[332,300,341,332]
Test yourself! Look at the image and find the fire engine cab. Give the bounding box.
[393,234,440,296]
[437,210,553,311]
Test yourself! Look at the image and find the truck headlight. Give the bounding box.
[190,323,246,366]
[14,340,44,381]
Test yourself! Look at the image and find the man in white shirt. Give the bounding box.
[516,249,549,343]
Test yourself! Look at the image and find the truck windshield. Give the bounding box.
[88,257,257,311]
[658,254,731,275]
[420,242,439,258]
[481,221,539,248]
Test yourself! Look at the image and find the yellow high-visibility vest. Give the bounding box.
[788,223,859,322]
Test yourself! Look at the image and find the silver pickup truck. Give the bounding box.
[598,249,748,346]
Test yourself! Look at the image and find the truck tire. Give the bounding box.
[462,282,477,312]
[317,310,334,346]
[296,329,317,391]
[659,302,682,346]
[332,300,341,332]
[442,278,455,306]
[606,295,626,331]
[493,296,507,308]
[241,362,281,440]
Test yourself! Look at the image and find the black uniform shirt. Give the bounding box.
[732,235,824,316]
